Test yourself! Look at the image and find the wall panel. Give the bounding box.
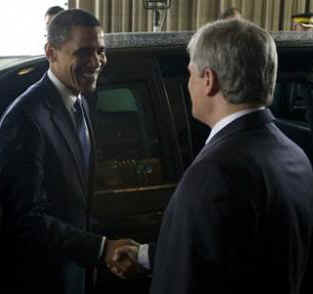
[69,0,311,32]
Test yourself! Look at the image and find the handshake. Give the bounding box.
[103,239,148,279]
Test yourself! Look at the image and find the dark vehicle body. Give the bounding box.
[0,31,313,293]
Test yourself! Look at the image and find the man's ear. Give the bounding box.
[203,68,220,96]
[45,43,57,62]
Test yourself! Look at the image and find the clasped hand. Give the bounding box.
[104,239,143,279]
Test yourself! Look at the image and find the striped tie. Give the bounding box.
[73,97,90,173]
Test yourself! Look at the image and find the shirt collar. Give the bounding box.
[205,107,265,145]
[47,69,78,112]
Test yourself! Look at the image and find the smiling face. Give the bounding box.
[46,25,106,95]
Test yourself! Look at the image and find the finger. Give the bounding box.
[127,239,140,246]
[110,266,126,279]
[119,239,139,247]
[113,258,134,275]
[114,246,137,262]
[113,246,132,262]
[114,257,133,272]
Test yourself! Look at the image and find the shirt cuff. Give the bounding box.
[137,243,150,270]
[98,236,106,260]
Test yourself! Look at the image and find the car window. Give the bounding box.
[93,82,170,190]
[272,80,309,123]
[157,52,210,161]
[271,47,313,124]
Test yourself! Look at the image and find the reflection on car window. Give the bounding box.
[271,79,311,123]
[94,83,168,190]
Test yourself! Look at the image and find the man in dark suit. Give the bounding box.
[148,19,313,293]
[0,9,135,294]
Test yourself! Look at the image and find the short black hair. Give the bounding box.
[47,9,101,48]
[45,6,64,17]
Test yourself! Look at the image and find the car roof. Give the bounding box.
[272,31,313,47]
[103,30,313,49]
[104,31,194,49]
[1,30,313,71]
[0,56,46,72]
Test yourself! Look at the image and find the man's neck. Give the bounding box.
[207,99,264,128]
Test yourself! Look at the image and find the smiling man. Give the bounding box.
[45,17,105,95]
[0,9,135,294]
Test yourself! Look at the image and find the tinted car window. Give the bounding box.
[94,83,168,190]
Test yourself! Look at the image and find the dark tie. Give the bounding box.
[73,97,90,172]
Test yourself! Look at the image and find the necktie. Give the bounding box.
[73,97,90,172]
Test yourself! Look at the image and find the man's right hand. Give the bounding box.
[104,239,141,279]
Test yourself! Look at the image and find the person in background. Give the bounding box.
[112,18,313,294]
[218,7,242,20]
[291,12,313,31]
[44,5,64,27]
[0,8,136,294]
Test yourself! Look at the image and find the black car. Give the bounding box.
[0,31,313,293]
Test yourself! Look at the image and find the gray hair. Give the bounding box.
[187,19,277,106]
[47,9,101,48]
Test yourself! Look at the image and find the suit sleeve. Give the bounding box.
[150,160,259,294]
[148,242,156,269]
[0,112,103,268]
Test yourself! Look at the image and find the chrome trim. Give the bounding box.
[95,183,176,195]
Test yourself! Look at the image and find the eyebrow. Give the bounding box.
[74,47,106,55]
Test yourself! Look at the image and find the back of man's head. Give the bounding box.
[188,19,277,106]
[47,9,101,48]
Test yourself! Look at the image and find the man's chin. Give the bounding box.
[80,83,97,95]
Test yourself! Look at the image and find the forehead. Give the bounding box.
[67,25,105,47]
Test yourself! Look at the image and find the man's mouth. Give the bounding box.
[81,72,99,80]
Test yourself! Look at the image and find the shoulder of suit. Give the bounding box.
[0,76,52,129]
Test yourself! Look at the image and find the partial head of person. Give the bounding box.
[187,19,277,126]
[45,9,107,95]
[44,6,64,27]
[218,7,242,20]
[291,12,313,31]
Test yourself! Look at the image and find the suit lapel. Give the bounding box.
[43,75,87,193]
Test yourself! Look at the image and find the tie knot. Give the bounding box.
[73,98,82,112]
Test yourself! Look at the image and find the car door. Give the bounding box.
[88,49,185,292]
[88,49,183,243]
[270,45,313,164]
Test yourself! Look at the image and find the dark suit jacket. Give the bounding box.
[0,73,103,294]
[150,109,313,294]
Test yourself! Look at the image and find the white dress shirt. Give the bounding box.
[205,107,265,144]
[47,69,77,114]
